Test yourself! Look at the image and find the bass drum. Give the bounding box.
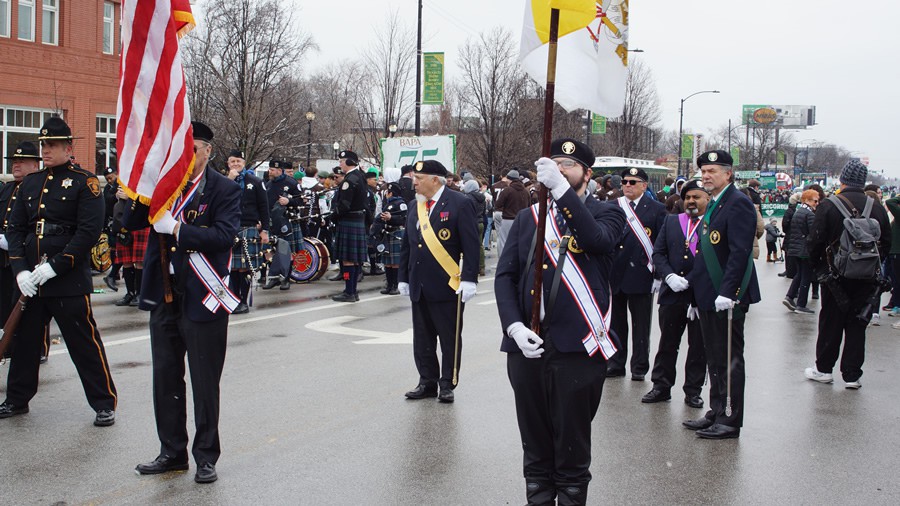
[91,232,112,273]
[290,237,330,283]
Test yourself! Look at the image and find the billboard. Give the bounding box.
[380,135,457,173]
[741,104,816,129]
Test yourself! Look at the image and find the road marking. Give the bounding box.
[305,315,413,344]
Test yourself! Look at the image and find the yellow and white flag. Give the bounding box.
[520,0,630,117]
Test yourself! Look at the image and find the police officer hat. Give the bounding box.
[339,150,359,166]
[697,150,733,168]
[191,121,214,143]
[228,149,245,160]
[269,159,284,169]
[550,138,595,170]
[4,141,40,159]
[37,117,76,141]
[104,166,117,175]
[621,167,649,182]
[387,182,402,195]
[680,179,708,200]
[414,160,449,177]
[284,161,293,170]
[333,166,343,175]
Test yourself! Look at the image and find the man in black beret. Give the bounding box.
[607,165,667,380]
[642,179,709,409]
[399,164,417,204]
[1,117,119,428]
[495,137,625,504]
[225,149,270,312]
[683,150,760,440]
[263,159,303,290]
[331,150,369,301]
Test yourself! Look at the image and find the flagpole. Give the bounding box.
[530,7,560,333]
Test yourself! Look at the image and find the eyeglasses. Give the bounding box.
[555,159,578,169]
[622,179,643,186]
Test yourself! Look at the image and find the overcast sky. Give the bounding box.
[291,0,900,177]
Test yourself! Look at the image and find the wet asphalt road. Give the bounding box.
[2,252,899,505]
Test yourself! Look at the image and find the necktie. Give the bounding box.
[426,200,435,212]
[629,201,636,210]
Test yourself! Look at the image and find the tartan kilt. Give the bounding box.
[115,227,150,264]
[231,226,263,270]
[381,228,405,265]
[335,218,369,264]
[288,219,304,253]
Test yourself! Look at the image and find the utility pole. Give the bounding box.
[415,0,423,136]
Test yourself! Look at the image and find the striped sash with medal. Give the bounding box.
[617,196,654,272]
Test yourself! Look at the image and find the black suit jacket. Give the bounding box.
[653,213,698,306]
[610,196,666,294]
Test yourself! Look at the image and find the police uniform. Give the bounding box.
[229,150,270,311]
[1,118,118,425]
[399,160,480,400]
[126,121,241,475]
[263,160,303,290]
[332,151,370,302]
[608,168,666,379]
[685,150,761,439]
[495,138,626,504]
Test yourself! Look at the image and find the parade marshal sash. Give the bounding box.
[188,252,240,314]
[617,196,654,272]
[532,204,617,359]
[417,200,460,291]
[679,213,702,256]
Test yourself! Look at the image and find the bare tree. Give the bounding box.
[597,59,662,158]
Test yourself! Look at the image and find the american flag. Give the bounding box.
[116,0,196,223]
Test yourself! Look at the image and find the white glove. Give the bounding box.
[153,210,178,235]
[651,279,662,294]
[507,322,544,358]
[714,295,736,312]
[456,281,477,303]
[0,234,7,251]
[665,273,690,292]
[31,263,57,286]
[686,305,699,321]
[398,282,410,297]
[535,157,569,199]
[16,271,37,298]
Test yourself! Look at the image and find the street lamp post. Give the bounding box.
[305,107,316,167]
[677,90,720,177]
[389,124,398,138]
[333,141,340,159]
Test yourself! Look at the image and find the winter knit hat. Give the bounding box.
[839,159,868,188]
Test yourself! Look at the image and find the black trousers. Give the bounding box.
[5,295,117,412]
[698,306,747,427]
[411,298,463,390]
[787,258,813,308]
[608,292,653,375]
[815,281,872,382]
[650,303,706,396]
[507,336,606,505]
[149,298,228,465]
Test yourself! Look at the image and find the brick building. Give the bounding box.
[0,0,120,175]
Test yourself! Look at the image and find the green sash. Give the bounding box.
[700,187,753,306]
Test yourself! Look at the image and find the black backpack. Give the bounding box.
[827,194,882,282]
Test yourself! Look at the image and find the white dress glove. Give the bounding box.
[0,234,8,251]
[398,282,410,296]
[714,295,736,312]
[686,305,699,321]
[31,263,57,286]
[16,271,37,298]
[456,281,477,303]
[507,322,544,358]
[535,157,569,199]
[153,210,178,235]
[665,273,690,293]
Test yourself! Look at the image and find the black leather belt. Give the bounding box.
[36,221,75,236]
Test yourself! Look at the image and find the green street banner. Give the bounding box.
[680,134,693,159]
[591,113,606,135]
[761,203,789,218]
[423,52,444,105]
[730,146,740,165]
[777,151,786,165]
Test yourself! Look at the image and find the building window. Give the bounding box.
[42,0,57,45]
[102,1,114,54]
[1,0,10,38]
[17,0,34,41]
[0,106,61,174]
[96,114,117,172]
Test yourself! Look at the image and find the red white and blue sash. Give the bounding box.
[617,196,654,272]
[188,251,240,314]
[532,204,617,359]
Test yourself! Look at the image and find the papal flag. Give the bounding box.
[116,0,196,223]
[520,0,629,117]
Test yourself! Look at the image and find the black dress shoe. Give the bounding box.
[684,395,704,408]
[606,369,626,378]
[438,389,455,403]
[331,292,359,302]
[631,374,646,381]
[232,303,250,315]
[641,389,671,403]
[94,409,116,427]
[115,293,135,306]
[104,275,119,292]
[405,385,438,399]
[195,462,218,483]
[261,277,281,290]
[135,455,189,475]
[0,401,29,418]
[380,286,400,295]
[129,296,140,307]
[327,272,343,281]
[696,423,741,439]
[682,416,715,431]
[279,277,291,290]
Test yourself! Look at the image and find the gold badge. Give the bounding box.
[415,161,424,171]
[562,141,576,154]
[41,128,48,135]
[644,227,652,237]
[438,228,451,241]
[629,168,638,176]
[15,149,22,154]
[87,177,101,196]
[710,230,721,244]
[62,178,74,189]
[708,152,718,162]
[567,237,583,254]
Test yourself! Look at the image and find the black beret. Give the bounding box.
[401,164,414,175]
[621,167,649,182]
[4,141,40,159]
[550,138,594,170]
[191,121,214,143]
[284,161,293,170]
[339,150,359,165]
[387,182,402,195]
[38,117,74,141]
[228,150,245,160]
[269,159,284,169]
[414,160,449,177]
[104,166,117,175]
[680,179,708,200]
[333,166,343,175]
[697,150,733,168]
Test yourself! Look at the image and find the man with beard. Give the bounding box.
[225,150,270,313]
[642,180,709,409]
